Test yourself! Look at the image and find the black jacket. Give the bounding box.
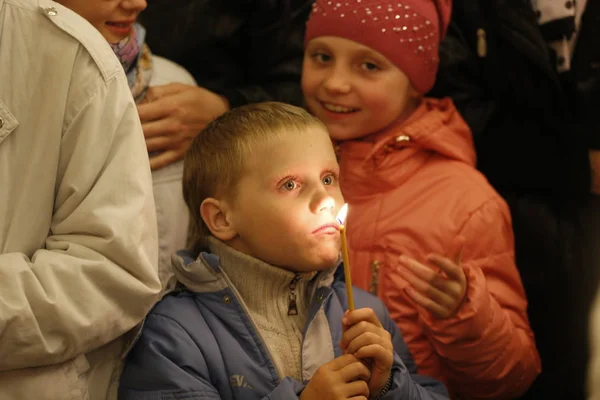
[431,0,600,199]
[140,0,312,108]
[431,1,600,399]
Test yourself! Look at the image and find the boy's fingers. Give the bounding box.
[343,380,370,398]
[339,360,371,382]
[353,344,393,367]
[341,322,379,350]
[342,320,388,350]
[343,308,383,328]
[327,354,361,371]
[345,331,392,356]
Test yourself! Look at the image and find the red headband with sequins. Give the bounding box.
[305,0,451,93]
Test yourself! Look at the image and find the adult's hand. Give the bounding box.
[139,83,230,170]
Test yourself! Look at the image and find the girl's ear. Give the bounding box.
[200,198,237,241]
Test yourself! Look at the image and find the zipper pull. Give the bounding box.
[288,275,301,316]
[477,28,487,58]
[370,260,381,295]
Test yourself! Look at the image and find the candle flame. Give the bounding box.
[336,203,348,225]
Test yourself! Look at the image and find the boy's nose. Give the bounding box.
[313,192,336,214]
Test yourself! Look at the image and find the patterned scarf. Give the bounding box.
[110,23,153,103]
[531,0,588,73]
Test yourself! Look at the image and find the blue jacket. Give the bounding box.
[119,250,449,400]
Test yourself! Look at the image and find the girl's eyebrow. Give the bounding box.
[306,39,331,50]
[352,48,389,64]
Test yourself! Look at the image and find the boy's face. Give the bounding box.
[302,36,419,141]
[56,0,147,43]
[224,125,344,273]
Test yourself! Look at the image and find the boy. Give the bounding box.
[119,102,449,400]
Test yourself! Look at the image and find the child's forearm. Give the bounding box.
[420,262,541,398]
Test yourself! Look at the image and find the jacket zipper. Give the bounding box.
[216,268,281,380]
[288,274,302,316]
[370,260,381,295]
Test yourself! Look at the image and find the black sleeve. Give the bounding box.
[140,0,312,108]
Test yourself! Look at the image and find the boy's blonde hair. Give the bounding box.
[183,101,327,247]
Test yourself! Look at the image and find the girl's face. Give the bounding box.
[57,0,147,43]
[302,36,420,141]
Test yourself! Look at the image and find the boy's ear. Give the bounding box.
[200,198,237,241]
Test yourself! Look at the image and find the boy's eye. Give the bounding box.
[282,180,297,191]
[361,62,380,72]
[322,174,335,185]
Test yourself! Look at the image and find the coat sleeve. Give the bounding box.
[119,313,305,400]
[418,197,541,398]
[0,69,161,370]
[218,0,312,108]
[429,15,590,199]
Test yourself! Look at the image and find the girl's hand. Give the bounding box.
[400,243,467,319]
[341,308,394,398]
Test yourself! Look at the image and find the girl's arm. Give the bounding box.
[418,197,541,398]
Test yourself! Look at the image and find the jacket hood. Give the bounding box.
[170,245,341,294]
[338,98,475,193]
[343,97,475,166]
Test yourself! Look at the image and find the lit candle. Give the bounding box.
[337,204,355,311]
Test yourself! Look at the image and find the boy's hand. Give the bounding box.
[399,243,467,319]
[300,354,371,400]
[341,308,394,398]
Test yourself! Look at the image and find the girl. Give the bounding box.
[56,0,192,286]
[302,0,541,398]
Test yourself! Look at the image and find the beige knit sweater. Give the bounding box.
[208,238,317,381]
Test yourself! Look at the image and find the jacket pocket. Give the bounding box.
[0,99,18,145]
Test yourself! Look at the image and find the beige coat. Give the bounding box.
[0,0,161,398]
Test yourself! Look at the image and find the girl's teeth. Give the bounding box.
[324,103,355,113]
